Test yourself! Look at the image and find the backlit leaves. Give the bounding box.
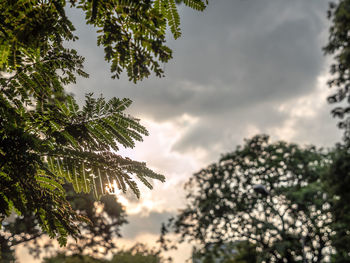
[0,0,204,248]
[183,0,207,11]
[0,0,207,83]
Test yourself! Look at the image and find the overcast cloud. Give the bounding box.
[66,0,339,156]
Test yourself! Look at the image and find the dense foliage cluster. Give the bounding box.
[0,184,127,260]
[322,144,350,263]
[42,243,165,263]
[325,0,350,139]
[0,0,207,252]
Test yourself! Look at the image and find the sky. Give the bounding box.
[18,0,344,262]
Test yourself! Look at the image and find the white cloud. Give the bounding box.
[118,115,205,216]
[268,69,341,145]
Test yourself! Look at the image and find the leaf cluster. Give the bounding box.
[0,184,127,261]
[42,243,168,263]
[0,0,207,83]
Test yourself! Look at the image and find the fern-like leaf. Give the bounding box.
[183,0,207,11]
[166,0,182,39]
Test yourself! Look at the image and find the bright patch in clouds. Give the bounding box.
[269,71,335,143]
[118,114,205,216]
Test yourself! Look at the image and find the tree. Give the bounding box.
[42,243,166,263]
[0,0,207,250]
[322,143,350,263]
[0,184,127,261]
[192,241,258,263]
[318,1,350,259]
[230,241,258,263]
[42,253,105,263]
[324,0,350,139]
[161,135,333,263]
[109,243,166,263]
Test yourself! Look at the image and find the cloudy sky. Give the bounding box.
[19,0,344,262]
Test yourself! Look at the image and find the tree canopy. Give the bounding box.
[191,241,258,263]
[322,144,350,263]
[42,243,166,263]
[0,0,207,250]
[325,0,350,139]
[162,135,333,262]
[0,184,127,261]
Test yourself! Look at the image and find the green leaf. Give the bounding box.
[166,0,182,39]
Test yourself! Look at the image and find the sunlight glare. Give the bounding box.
[105,180,129,207]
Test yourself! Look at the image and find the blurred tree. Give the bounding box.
[231,241,258,263]
[0,235,16,263]
[110,243,165,263]
[324,0,350,139]
[0,184,127,261]
[192,241,258,263]
[322,144,350,262]
[42,253,105,263]
[320,1,350,259]
[161,135,333,263]
[42,243,166,263]
[0,0,207,252]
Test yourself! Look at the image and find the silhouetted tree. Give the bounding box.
[42,243,166,263]
[43,254,105,263]
[192,241,258,263]
[1,184,126,261]
[324,0,350,139]
[316,1,350,259]
[162,135,333,263]
[322,143,350,262]
[110,243,166,263]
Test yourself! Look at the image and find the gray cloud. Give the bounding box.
[66,0,339,161]
[128,0,328,117]
[121,211,174,239]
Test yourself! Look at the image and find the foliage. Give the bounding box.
[110,243,166,263]
[42,253,106,263]
[322,144,350,263]
[0,0,207,251]
[0,235,16,263]
[0,0,208,99]
[161,135,333,262]
[324,0,350,139]
[0,0,207,82]
[42,243,166,263]
[0,88,163,246]
[315,2,350,257]
[192,241,257,263]
[0,184,127,261]
[230,241,258,263]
